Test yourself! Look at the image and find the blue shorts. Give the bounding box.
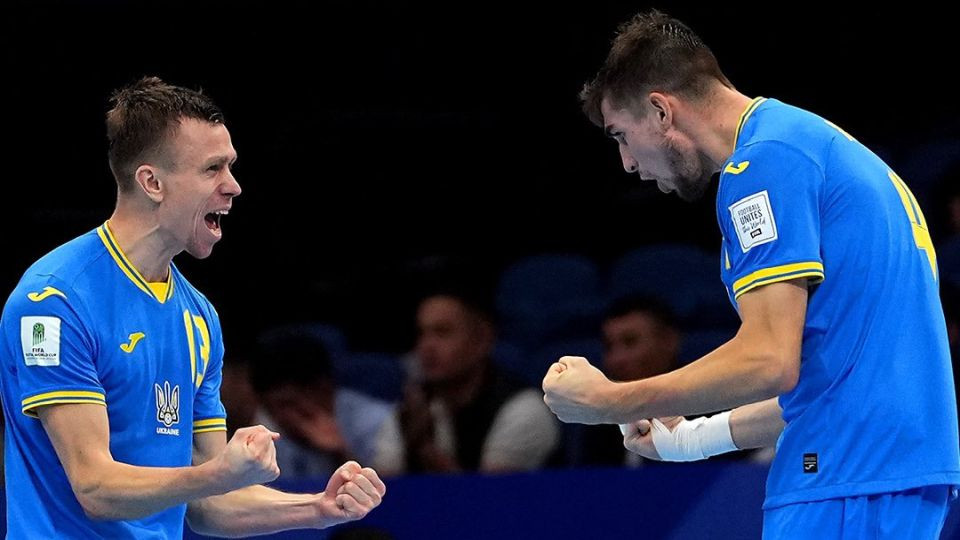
[762,485,955,540]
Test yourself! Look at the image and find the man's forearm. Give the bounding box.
[186,485,325,537]
[610,335,793,422]
[73,458,231,520]
[729,397,784,449]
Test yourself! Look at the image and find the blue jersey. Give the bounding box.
[0,222,227,538]
[717,98,960,509]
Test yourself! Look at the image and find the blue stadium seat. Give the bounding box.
[607,244,736,329]
[496,254,603,350]
[340,351,404,402]
[895,138,960,194]
[257,323,349,365]
[678,329,736,366]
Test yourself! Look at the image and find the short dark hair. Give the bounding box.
[106,76,224,192]
[419,285,496,326]
[604,294,677,330]
[249,328,334,395]
[580,9,733,126]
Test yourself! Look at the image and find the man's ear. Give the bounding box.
[648,92,673,130]
[134,164,164,204]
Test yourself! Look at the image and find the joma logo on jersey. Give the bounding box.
[155,381,181,436]
[120,332,145,353]
[27,286,67,302]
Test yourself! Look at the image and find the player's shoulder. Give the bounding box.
[751,99,838,139]
[734,99,844,165]
[719,101,833,202]
[719,139,825,205]
[4,228,106,314]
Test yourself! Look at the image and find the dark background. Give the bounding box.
[3,1,958,353]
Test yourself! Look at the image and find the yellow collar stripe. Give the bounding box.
[148,281,171,301]
[97,225,152,298]
[97,222,173,303]
[734,97,767,149]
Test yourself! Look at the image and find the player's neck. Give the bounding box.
[107,207,176,282]
[682,88,755,172]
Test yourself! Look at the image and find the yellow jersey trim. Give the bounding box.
[193,418,227,428]
[734,97,767,149]
[733,262,825,299]
[148,281,170,301]
[193,418,227,433]
[97,222,173,304]
[22,390,107,417]
[193,426,228,434]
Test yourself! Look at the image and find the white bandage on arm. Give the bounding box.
[650,411,737,462]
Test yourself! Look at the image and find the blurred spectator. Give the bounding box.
[219,353,258,436]
[603,295,680,383]
[373,290,559,474]
[576,296,681,467]
[575,295,769,466]
[250,328,393,479]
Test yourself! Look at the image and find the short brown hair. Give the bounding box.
[580,10,733,126]
[106,76,224,192]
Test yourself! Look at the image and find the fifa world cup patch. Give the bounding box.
[21,316,61,366]
[729,190,778,252]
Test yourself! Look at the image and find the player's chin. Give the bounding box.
[185,242,217,259]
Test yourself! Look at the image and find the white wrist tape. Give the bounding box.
[650,411,737,462]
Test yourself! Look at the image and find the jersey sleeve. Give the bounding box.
[191,305,227,434]
[1,280,105,418]
[718,141,825,300]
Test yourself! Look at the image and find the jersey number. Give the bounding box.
[889,170,937,280]
[826,120,937,279]
[182,311,211,389]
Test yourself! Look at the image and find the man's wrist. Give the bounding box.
[651,411,737,462]
[308,492,332,528]
[606,379,650,424]
[699,411,737,457]
[201,454,235,494]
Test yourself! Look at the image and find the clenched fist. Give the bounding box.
[542,356,618,424]
[216,425,281,491]
[314,461,387,528]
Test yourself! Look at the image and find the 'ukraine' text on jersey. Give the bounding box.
[0,222,227,538]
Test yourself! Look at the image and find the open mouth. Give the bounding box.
[204,210,227,233]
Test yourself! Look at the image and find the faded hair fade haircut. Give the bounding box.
[106,76,224,192]
[580,10,733,126]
